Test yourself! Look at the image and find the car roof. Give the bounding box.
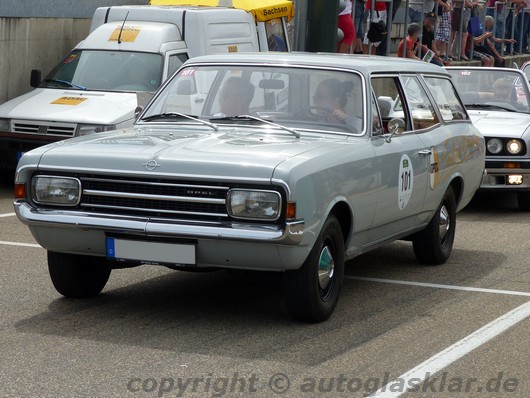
[184,52,450,76]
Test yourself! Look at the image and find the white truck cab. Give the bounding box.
[0,0,293,175]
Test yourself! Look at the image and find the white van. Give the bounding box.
[0,0,292,174]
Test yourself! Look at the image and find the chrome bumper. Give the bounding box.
[14,201,305,245]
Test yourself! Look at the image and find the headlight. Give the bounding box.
[227,189,281,220]
[0,118,11,131]
[31,176,81,206]
[506,139,523,155]
[487,138,503,154]
[76,124,115,136]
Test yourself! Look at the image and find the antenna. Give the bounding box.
[117,11,130,44]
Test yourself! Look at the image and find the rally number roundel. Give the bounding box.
[398,154,414,210]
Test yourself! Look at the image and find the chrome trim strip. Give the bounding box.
[80,177,230,190]
[80,203,229,218]
[83,189,226,204]
[14,201,304,245]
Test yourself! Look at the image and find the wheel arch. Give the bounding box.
[328,200,353,245]
[449,176,464,206]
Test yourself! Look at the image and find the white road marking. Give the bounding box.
[369,300,530,397]
[345,276,530,297]
[0,212,15,218]
[0,240,41,248]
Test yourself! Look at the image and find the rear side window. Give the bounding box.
[400,75,440,130]
[423,77,468,121]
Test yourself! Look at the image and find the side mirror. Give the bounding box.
[134,106,143,121]
[30,69,42,88]
[386,118,406,143]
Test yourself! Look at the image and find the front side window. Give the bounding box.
[371,76,410,133]
[40,50,163,92]
[142,65,364,135]
[400,75,440,130]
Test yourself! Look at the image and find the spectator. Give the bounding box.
[353,0,366,54]
[435,0,452,59]
[337,0,356,53]
[376,0,402,55]
[217,77,255,117]
[408,0,436,23]
[514,1,530,53]
[449,0,474,60]
[421,12,450,65]
[469,32,496,66]
[363,0,387,54]
[397,23,423,60]
[473,15,515,66]
[504,0,526,53]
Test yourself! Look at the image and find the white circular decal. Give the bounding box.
[398,154,414,210]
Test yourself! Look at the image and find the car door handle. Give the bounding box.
[418,150,432,155]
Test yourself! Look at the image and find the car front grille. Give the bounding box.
[13,120,76,137]
[79,177,229,220]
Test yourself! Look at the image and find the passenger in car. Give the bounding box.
[313,79,362,132]
[217,76,256,116]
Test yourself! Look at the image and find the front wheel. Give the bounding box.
[48,251,111,298]
[283,215,345,322]
[412,187,457,265]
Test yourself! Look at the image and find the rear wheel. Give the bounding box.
[48,251,111,298]
[517,192,530,211]
[412,187,456,265]
[283,215,345,322]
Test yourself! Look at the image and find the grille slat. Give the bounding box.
[13,120,76,137]
[80,177,229,220]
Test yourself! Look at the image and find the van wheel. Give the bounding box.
[413,187,456,265]
[48,251,111,298]
[283,215,344,322]
[517,192,530,211]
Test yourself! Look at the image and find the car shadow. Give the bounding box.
[15,244,505,367]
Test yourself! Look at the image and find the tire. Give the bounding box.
[283,215,345,323]
[412,187,456,265]
[517,192,530,211]
[48,251,111,298]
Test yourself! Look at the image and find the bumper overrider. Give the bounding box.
[480,159,530,191]
[14,201,307,270]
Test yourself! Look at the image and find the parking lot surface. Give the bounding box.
[0,184,528,397]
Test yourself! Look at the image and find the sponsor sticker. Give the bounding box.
[109,26,141,42]
[398,154,414,209]
[51,97,88,106]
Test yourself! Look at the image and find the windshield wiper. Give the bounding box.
[210,114,300,138]
[465,103,517,112]
[43,79,86,90]
[141,112,218,131]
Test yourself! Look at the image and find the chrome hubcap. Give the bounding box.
[438,204,450,243]
[318,245,335,290]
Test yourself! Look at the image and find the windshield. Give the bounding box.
[141,65,365,134]
[40,50,163,92]
[447,69,530,113]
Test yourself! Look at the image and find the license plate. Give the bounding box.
[106,238,196,266]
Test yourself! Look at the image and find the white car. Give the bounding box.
[447,67,530,210]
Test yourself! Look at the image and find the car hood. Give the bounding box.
[34,126,341,180]
[0,88,138,125]
[469,111,530,139]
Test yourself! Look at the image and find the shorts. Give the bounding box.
[435,11,451,42]
[363,9,387,47]
[452,7,471,32]
[338,14,355,45]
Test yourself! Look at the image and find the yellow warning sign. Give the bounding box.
[109,26,141,42]
[51,97,88,106]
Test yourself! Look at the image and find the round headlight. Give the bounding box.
[506,139,523,155]
[487,138,503,154]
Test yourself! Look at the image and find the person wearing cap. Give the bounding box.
[421,12,450,66]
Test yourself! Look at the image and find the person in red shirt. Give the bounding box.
[397,23,421,60]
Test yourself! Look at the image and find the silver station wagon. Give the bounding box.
[14,53,485,322]
[447,67,530,211]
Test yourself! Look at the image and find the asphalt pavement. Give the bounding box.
[0,185,528,398]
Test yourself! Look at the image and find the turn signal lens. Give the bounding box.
[286,202,297,219]
[14,183,26,199]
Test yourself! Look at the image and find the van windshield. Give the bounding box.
[40,50,163,92]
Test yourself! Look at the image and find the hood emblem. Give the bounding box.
[142,160,161,171]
